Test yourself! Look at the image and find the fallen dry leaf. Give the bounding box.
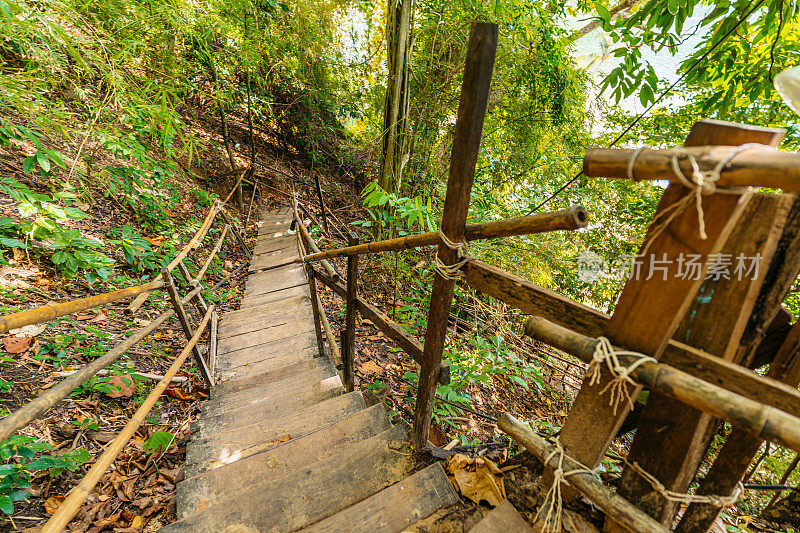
[446,453,506,507]
[163,387,192,400]
[3,335,32,354]
[44,495,66,514]
[106,374,137,398]
[8,323,46,337]
[359,360,383,376]
[144,235,165,247]
[130,515,143,528]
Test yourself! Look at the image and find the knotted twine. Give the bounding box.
[537,440,742,533]
[629,143,773,256]
[433,229,473,280]
[587,337,657,415]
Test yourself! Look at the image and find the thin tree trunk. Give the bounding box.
[567,0,642,42]
[378,0,413,193]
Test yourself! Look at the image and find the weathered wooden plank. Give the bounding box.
[194,385,343,438]
[239,285,308,310]
[304,463,461,533]
[168,425,416,532]
[248,248,298,272]
[463,259,607,337]
[216,346,318,382]
[607,123,788,529]
[176,404,392,519]
[211,358,333,398]
[218,337,319,371]
[413,22,498,450]
[218,318,316,354]
[552,120,756,500]
[185,392,367,475]
[219,302,312,336]
[469,500,534,533]
[613,193,791,526]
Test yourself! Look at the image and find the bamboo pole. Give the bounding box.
[523,316,800,452]
[163,268,213,387]
[498,412,670,533]
[41,306,214,533]
[219,208,251,258]
[127,202,219,314]
[178,260,208,315]
[0,285,203,441]
[209,308,218,375]
[293,212,340,282]
[299,206,588,264]
[583,145,800,190]
[0,279,163,335]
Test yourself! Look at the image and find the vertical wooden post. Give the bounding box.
[313,174,330,235]
[605,122,788,531]
[245,183,258,230]
[219,208,251,258]
[410,22,498,450]
[547,120,756,503]
[293,201,327,361]
[209,308,218,374]
[178,260,209,315]
[162,267,214,386]
[342,231,359,392]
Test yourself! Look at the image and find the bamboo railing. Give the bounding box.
[0,183,254,529]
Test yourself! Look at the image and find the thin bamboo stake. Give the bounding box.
[524,316,800,452]
[194,226,229,283]
[244,182,258,230]
[222,171,247,205]
[584,145,800,190]
[0,279,163,335]
[127,202,219,314]
[498,412,670,533]
[0,285,204,442]
[293,212,340,282]
[41,306,214,533]
[219,208,251,258]
[299,206,588,263]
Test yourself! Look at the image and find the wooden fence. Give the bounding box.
[296,22,800,533]
[0,178,254,530]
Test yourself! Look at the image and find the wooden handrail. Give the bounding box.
[299,206,588,264]
[313,266,449,384]
[42,305,215,533]
[499,413,670,533]
[584,145,800,190]
[127,201,221,314]
[0,279,164,335]
[523,316,800,452]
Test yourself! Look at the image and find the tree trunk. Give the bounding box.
[378,0,413,193]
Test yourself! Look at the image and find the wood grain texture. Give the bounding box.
[413,22,498,449]
[167,425,416,532]
[469,500,534,533]
[304,463,460,533]
[553,121,757,502]
[176,404,392,519]
[608,123,788,529]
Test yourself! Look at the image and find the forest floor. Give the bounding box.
[0,95,796,532]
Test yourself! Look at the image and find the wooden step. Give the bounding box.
[175,404,392,519]
[243,265,306,294]
[216,332,318,369]
[201,367,339,416]
[215,347,319,382]
[193,386,343,438]
[302,463,460,532]
[185,391,367,475]
[253,236,297,254]
[212,358,334,399]
[468,500,534,532]
[217,316,316,357]
[239,286,311,309]
[220,296,310,331]
[164,424,416,533]
[249,249,298,272]
[218,321,316,356]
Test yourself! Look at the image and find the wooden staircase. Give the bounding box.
[162,208,460,532]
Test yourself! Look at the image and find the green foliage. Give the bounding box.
[108,224,160,274]
[49,229,114,283]
[0,436,90,516]
[353,182,435,238]
[144,431,175,454]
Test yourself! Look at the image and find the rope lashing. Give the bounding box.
[627,460,743,507]
[587,337,657,415]
[629,143,773,256]
[537,437,595,533]
[433,229,473,280]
